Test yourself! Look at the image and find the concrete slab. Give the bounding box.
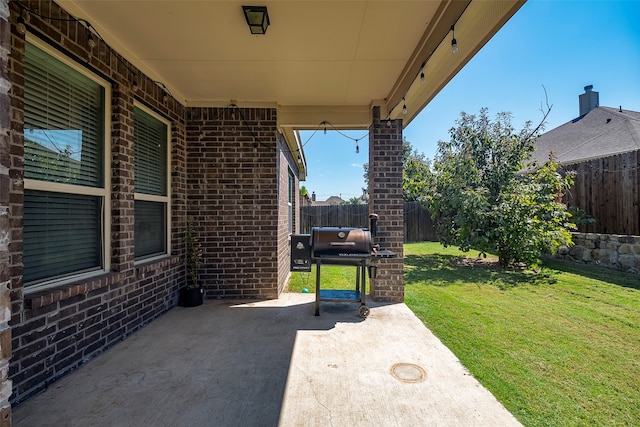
[13,294,521,427]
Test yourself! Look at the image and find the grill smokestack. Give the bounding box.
[579,85,599,116]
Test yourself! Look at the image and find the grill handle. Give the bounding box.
[329,242,356,246]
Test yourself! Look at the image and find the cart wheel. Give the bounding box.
[358,305,370,318]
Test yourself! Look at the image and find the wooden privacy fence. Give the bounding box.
[299,201,437,242]
[562,150,640,236]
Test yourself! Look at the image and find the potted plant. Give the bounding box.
[181,217,204,307]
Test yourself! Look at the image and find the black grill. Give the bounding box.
[290,214,396,317]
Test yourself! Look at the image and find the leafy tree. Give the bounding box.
[344,196,364,205]
[427,108,575,269]
[363,138,431,202]
[402,141,432,201]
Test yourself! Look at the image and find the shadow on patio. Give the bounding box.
[13,294,521,427]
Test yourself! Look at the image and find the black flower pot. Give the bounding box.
[181,287,203,307]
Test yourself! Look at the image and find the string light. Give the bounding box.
[16,15,27,35]
[87,31,97,49]
[15,1,175,107]
[402,97,407,115]
[420,70,425,85]
[355,140,359,154]
[451,25,458,54]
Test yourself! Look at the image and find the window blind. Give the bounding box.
[24,42,105,187]
[134,107,167,196]
[22,41,106,286]
[134,200,167,258]
[24,190,102,283]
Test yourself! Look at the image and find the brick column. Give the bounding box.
[368,107,404,302]
[0,1,12,424]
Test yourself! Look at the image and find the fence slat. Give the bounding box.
[300,202,437,242]
[301,150,640,242]
[562,149,639,236]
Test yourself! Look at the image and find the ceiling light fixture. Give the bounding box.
[242,6,270,35]
[451,25,458,54]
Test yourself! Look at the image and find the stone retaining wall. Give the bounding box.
[557,233,640,275]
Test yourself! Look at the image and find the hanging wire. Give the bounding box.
[15,1,175,103]
[387,2,471,119]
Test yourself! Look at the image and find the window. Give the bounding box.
[134,105,170,260]
[23,39,110,287]
[288,169,295,234]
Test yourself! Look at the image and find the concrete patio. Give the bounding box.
[12,293,521,427]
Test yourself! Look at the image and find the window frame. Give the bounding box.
[133,102,172,263]
[288,168,295,235]
[23,35,112,292]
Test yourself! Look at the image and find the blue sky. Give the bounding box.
[300,0,640,202]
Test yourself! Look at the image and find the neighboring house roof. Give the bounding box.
[532,106,640,165]
[312,196,345,206]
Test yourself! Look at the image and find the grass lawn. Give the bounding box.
[404,242,640,427]
[287,264,363,293]
[287,243,640,426]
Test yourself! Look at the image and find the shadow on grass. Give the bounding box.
[542,258,640,290]
[405,252,640,291]
[404,253,559,290]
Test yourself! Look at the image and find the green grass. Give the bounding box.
[286,244,640,425]
[404,242,640,427]
[287,264,365,293]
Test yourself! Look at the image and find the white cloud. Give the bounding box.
[351,163,362,168]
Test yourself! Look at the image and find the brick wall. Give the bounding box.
[368,107,404,302]
[0,1,12,424]
[3,0,301,409]
[185,107,283,299]
[276,133,299,294]
[7,0,186,404]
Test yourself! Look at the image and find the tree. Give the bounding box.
[402,140,432,202]
[344,196,364,205]
[363,138,432,202]
[427,108,575,269]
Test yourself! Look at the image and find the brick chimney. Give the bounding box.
[579,85,599,116]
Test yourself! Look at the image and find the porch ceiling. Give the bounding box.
[56,0,524,174]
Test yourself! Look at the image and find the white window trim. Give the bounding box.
[24,36,112,293]
[288,168,294,236]
[133,102,172,263]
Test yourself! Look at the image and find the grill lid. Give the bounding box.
[311,227,372,258]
